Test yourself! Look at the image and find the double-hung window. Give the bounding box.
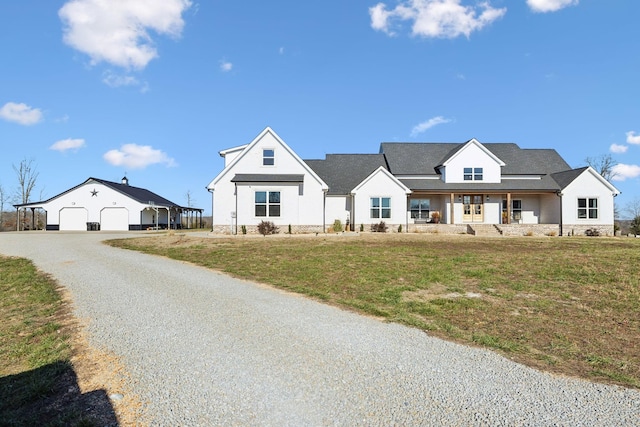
[409,199,430,219]
[502,199,522,222]
[255,191,280,217]
[577,198,598,219]
[464,167,483,181]
[371,197,391,219]
[263,149,275,166]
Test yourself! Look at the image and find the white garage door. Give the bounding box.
[59,207,88,231]
[101,207,129,231]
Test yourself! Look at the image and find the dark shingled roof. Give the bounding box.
[305,154,388,195]
[303,141,576,194]
[400,175,563,192]
[379,142,571,176]
[550,167,588,188]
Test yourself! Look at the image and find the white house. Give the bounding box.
[15,177,203,231]
[208,127,620,236]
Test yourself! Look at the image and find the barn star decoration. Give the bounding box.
[90,188,99,197]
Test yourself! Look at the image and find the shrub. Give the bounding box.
[398,224,403,233]
[332,219,343,232]
[585,228,600,237]
[371,221,388,232]
[360,224,364,232]
[257,221,279,236]
[288,224,292,234]
[241,225,247,235]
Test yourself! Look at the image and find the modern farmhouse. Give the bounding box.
[14,177,203,231]
[207,127,620,236]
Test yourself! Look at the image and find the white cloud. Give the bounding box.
[102,71,149,92]
[50,138,86,152]
[220,61,233,72]
[59,0,192,70]
[626,131,640,145]
[0,102,43,125]
[527,0,578,13]
[103,72,139,88]
[411,116,452,136]
[610,144,628,154]
[369,0,506,39]
[103,144,177,169]
[612,164,640,182]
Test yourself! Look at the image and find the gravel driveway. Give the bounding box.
[1,232,638,426]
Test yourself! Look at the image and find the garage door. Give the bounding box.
[101,207,129,231]
[59,207,88,231]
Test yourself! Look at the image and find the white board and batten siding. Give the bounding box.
[352,167,411,227]
[208,128,328,231]
[560,168,618,225]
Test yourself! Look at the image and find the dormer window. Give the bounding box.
[263,149,275,166]
[464,167,483,181]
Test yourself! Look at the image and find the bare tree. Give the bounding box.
[13,158,39,230]
[0,183,5,231]
[624,197,640,220]
[584,154,618,182]
[184,190,196,228]
[13,157,39,204]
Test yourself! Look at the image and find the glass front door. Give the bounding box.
[462,195,484,222]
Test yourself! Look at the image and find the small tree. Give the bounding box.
[0,183,5,230]
[13,158,39,231]
[630,216,640,236]
[624,197,640,220]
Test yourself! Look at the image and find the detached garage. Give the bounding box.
[14,177,203,231]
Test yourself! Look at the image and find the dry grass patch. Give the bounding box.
[108,233,640,389]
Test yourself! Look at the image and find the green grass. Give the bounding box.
[108,233,640,389]
[0,256,104,426]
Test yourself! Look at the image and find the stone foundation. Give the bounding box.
[407,224,469,234]
[211,224,325,235]
[497,224,560,237]
[561,224,615,237]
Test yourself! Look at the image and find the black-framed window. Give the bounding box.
[409,199,430,219]
[502,199,522,222]
[255,191,280,217]
[577,198,598,219]
[371,197,391,219]
[464,167,483,181]
[263,149,275,166]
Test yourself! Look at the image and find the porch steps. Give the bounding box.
[468,224,503,236]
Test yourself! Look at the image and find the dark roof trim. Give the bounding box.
[231,174,304,183]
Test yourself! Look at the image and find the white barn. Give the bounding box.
[15,177,203,231]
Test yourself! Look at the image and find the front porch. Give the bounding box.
[406,223,560,236]
[407,192,560,227]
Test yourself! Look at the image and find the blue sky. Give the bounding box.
[1,0,639,216]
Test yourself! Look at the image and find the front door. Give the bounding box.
[462,195,484,222]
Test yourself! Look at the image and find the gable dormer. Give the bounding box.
[437,138,505,183]
[208,127,328,192]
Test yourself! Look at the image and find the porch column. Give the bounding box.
[450,193,455,225]
[506,193,511,224]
